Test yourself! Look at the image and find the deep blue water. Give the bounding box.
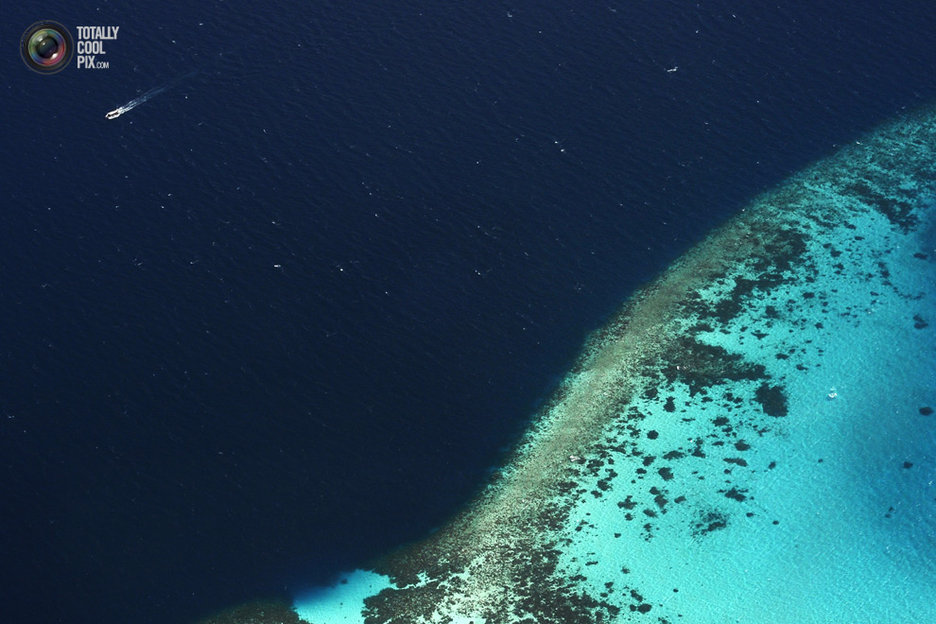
[3,2,935,623]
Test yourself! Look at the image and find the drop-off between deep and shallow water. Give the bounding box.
[210,105,935,624]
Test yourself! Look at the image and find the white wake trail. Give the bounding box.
[106,71,197,120]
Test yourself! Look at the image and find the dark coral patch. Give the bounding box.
[722,487,748,502]
[693,511,728,536]
[754,383,788,417]
[663,339,767,397]
[618,496,637,510]
[845,180,919,232]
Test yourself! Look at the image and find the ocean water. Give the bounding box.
[2,2,935,624]
[294,107,936,622]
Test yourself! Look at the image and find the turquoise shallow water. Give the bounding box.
[289,106,936,623]
[8,5,936,624]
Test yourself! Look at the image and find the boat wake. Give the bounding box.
[106,70,197,120]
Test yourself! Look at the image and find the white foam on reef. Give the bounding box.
[284,110,936,623]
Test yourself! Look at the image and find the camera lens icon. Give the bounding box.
[21,21,74,74]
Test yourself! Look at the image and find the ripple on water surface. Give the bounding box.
[236,107,936,624]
